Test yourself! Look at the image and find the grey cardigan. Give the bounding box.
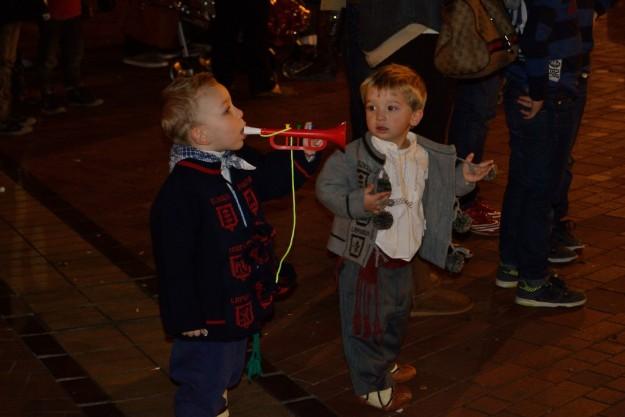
[316,132,473,269]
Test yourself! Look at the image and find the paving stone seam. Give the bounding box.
[0,272,121,415]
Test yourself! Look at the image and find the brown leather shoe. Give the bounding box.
[358,384,413,412]
[390,363,417,384]
[410,288,474,318]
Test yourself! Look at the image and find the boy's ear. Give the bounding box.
[410,109,424,127]
[189,125,210,146]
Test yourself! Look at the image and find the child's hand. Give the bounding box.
[182,329,208,337]
[517,95,544,119]
[462,153,495,183]
[302,138,324,159]
[364,183,390,214]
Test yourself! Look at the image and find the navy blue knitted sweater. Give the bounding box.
[150,146,318,340]
[506,0,582,100]
[577,0,617,72]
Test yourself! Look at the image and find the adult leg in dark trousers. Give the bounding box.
[344,2,369,141]
[38,17,101,113]
[448,73,501,236]
[0,22,33,135]
[379,34,455,144]
[212,0,278,96]
[550,75,588,253]
[38,18,83,91]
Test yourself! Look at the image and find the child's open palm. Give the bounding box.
[462,153,495,183]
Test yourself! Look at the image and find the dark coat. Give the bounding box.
[150,147,318,340]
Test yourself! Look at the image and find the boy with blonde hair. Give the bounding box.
[151,73,318,417]
[316,64,493,412]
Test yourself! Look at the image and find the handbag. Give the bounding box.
[434,0,519,79]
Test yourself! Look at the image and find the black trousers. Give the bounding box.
[380,34,455,144]
[212,0,276,95]
[37,17,84,92]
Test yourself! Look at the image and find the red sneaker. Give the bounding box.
[473,199,501,219]
[464,199,500,236]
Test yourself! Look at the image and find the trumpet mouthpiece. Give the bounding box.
[243,126,261,135]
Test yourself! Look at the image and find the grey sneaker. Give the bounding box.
[553,220,585,250]
[515,275,586,308]
[496,263,519,288]
[548,244,578,264]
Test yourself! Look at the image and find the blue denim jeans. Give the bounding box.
[339,258,412,395]
[499,83,577,282]
[448,73,501,207]
[169,338,247,417]
[553,76,588,222]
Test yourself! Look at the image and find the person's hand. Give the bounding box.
[462,153,495,183]
[182,329,208,337]
[363,183,390,214]
[303,149,317,160]
[302,138,324,159]
[517,96,544,119]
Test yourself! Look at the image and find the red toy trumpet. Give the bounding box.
[244,122,347,151]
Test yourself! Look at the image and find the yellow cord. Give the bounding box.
[260,127,292,138]
[274,131,297,283]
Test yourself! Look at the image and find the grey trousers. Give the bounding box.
[339,258,413,395]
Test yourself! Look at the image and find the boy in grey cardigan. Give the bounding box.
[316,64,493,412]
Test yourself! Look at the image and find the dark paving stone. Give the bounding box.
[22,334,66,356]
[81,403,126,417]
[256,374,311,402]
[5,316,48,335]
[42,355,88,380]
[0,295,31,318]
[285,398,338,417]
[59,377,111,405]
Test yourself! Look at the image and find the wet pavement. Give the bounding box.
[1,5,625,417]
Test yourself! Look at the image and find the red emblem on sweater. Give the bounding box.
[243,188,259,215]
[255,282,273,309]
[229,253,251,281]
[235,301,254,328]
[215,203,238,231]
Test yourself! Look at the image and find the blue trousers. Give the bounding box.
[552,77,588,222]
[499,83,577,282]
[169,338,248,417]
[339,258,413,395]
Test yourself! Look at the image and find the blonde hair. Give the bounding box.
[360,64,427,111]
[161,73,219,144]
